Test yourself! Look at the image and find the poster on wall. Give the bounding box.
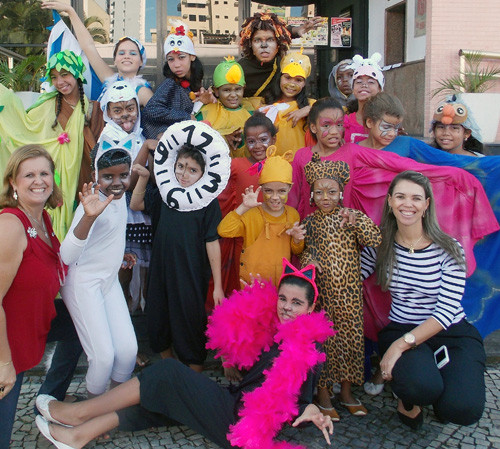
[288,17,329,46]
[415,0,426,37]
[330,17,352,48]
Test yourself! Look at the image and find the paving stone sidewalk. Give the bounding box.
[9,360,500,449]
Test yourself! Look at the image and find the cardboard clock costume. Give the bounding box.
[154,120,231,211]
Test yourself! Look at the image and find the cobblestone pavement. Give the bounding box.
[9,361,500,449]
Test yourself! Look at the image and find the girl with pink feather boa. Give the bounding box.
[35,260,335,449]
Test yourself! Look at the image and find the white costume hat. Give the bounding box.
[164,22,196,57]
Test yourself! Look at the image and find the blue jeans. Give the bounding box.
[0,372,23,449]
[37,299,83,403]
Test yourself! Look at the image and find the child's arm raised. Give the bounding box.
[217,186,262,239]
[130,164,150,211]
[73,183,114,240]
[41,2,114,82]
[206,240,225,306]
[60,183,114,265]
[235,185,262,215]
[129,140,157,189]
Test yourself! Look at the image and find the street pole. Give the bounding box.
[238,0,251,30]
[71,0,84,21]
[156,0,168,87]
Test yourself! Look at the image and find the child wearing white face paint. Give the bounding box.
[218,147,305,287]
[358,93,405,150]
[99,81,157,313]
[60,136,137,397]
[260,49,315,158]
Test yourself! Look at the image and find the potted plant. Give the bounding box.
[0,54,46,108]
[432,51,500,143]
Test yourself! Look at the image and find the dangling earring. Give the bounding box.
[13,190,18,201]
[339,192,343,200]
[309,192,314,206]
[423,209,426,218]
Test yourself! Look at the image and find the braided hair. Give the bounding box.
[51,79,87,129]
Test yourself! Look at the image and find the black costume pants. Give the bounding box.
[379,319,486,425]
[117,359,237,449]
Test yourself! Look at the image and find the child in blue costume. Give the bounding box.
[141,23,204,139]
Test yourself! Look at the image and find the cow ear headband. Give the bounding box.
[279,258,319,305]
[94,134,134,182]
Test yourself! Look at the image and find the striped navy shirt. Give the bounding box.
[361,242,466,329]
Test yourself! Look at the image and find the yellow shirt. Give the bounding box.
[217,205,304,254]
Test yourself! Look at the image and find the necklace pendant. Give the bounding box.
[408,246,414,254]
[27,227,37,238]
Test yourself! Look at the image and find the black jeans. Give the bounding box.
[37,299,83,401]
[379,319,486,425]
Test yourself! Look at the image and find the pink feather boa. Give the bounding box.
[206,282,336,449]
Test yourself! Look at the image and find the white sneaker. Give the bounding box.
[364,381,384,396]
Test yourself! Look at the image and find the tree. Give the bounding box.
[84,15,109,44]
[0,0,51,56]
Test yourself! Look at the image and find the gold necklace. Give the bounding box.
[398,233,425,254]
[63,97,76,109]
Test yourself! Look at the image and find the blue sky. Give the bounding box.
[145,0,181,41]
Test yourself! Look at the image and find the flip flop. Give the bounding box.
[35,415,76,449]
[36,395,72,427]
[340,399,368,416]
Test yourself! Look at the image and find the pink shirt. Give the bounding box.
[344,112,369,144]
[288,146,349,219]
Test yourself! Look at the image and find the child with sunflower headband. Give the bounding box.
[141,23,206,139]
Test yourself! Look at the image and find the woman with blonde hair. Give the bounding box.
[0,145,66,447]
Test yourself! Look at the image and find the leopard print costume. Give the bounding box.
[300,206,381,393]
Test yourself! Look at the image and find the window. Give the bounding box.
[216,30,220,34]
[192,29,197,36]
[215,15,220,18]
[199,15,207,22]
[189,14,196,21]
[385,2,406,64]
[225,30,229,34]
[224,16,228,19]
[215,1,219,3]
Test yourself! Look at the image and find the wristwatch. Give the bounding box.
[403,332,417,349]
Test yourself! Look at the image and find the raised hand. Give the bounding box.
[79,183,114,219]
[286,221,306,243]
[241,185,262,209]
[339,208,356,228]
[225,128,243,152]
[41,1,73,14]
[132,164,150,179]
